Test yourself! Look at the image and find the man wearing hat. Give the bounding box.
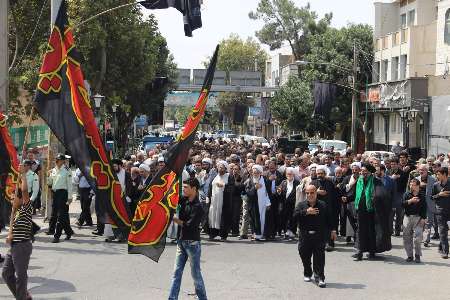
[47,154,74,243]
[23,160,40,214]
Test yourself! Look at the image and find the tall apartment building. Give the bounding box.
[366,0,450,156]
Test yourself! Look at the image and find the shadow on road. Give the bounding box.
[326,282,366,290]
[383,254,450,267]
[32,244,119,255]
[28,276,76,295]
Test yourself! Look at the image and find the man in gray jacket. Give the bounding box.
[416,164,437,247]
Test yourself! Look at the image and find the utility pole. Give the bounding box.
[0,0,9,112]
[350,42,358,152]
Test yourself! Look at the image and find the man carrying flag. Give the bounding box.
[168,178,207,300]
[128,45,219,262]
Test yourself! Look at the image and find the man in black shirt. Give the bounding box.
[432,167,450,259]
[168,178,207,300]
[311,166,337,251]
[293,185,337,288]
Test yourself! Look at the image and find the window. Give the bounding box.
[381,59,389,82]
[445,9,450,45]
[400,55,407,79]
[392,57,399,81]
[373,62,380,83]
[382,36,389,49]
[390,114,397,133]
[401,13,407,28]
[408,10,415,26]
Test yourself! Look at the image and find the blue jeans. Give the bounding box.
[168,240,207,300]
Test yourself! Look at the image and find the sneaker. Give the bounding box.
[414,255,421,263]
[304,276,312,282]
[405,257,413,262]
[318,280,326,288]
[423,242,430,248]
[51,238,60,243]
[353,253,363,261]
[441,254,448,259]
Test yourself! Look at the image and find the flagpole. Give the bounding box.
[7,106,34,224]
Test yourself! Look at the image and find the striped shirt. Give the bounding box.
[12,201,33,243]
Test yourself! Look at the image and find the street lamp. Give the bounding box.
[93,93,104,108]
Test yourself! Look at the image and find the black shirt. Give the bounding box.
[177,196,204,241]
[402,191,427,219]
[432,179,450,214]
[293,200,334,241]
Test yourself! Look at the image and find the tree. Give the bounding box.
[174,106,191,125]
[203,34,266,130]
[216,92,255,126]
[301,24,373,139]
[68,0,177,155]
[207,33,268,74]
[8,0,52,124]
[8,1,177,155]
[269,76,313,134]
[249,0,331,60]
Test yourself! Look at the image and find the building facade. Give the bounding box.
[263,50,295,137]
[366,0,450,157]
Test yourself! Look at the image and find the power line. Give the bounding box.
[9,0,49,72]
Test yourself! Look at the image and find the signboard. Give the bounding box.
[134,115,148,128]
[249,107,261,116]
[165,92,218,108]
[368,87,380,102]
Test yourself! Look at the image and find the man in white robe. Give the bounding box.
[245,165,271,241]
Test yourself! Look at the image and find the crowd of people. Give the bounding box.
[2,136,450,297]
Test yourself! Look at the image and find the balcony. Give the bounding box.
[375,28,409,51]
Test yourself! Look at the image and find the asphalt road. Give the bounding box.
[1,202,450,300]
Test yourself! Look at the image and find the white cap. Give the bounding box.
[202,158,212,165]
[252,164,263,174]
[139,164,150,172]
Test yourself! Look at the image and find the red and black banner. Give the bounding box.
[0,112,19,202]
[33,1,130,229]
[128,45,219,261]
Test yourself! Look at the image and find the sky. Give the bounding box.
[142,0,377,68]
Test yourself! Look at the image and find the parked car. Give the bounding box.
[363,151,395,160]
[317,140,348,155]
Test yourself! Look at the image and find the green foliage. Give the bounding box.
[301,24,374,138]
[216,92,255,125]
[250,0,373,138]
[8,0,51,124]
[270,76,313,133]
[203,34,266,125]
[205,33,268,74]
[174,106,191,125]
[249,0,331,60]
[8,1,177,155]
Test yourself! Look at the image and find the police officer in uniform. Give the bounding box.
[293,184,337,288]
[47,154,74,243]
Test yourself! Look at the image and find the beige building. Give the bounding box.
[366,0,450,157]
